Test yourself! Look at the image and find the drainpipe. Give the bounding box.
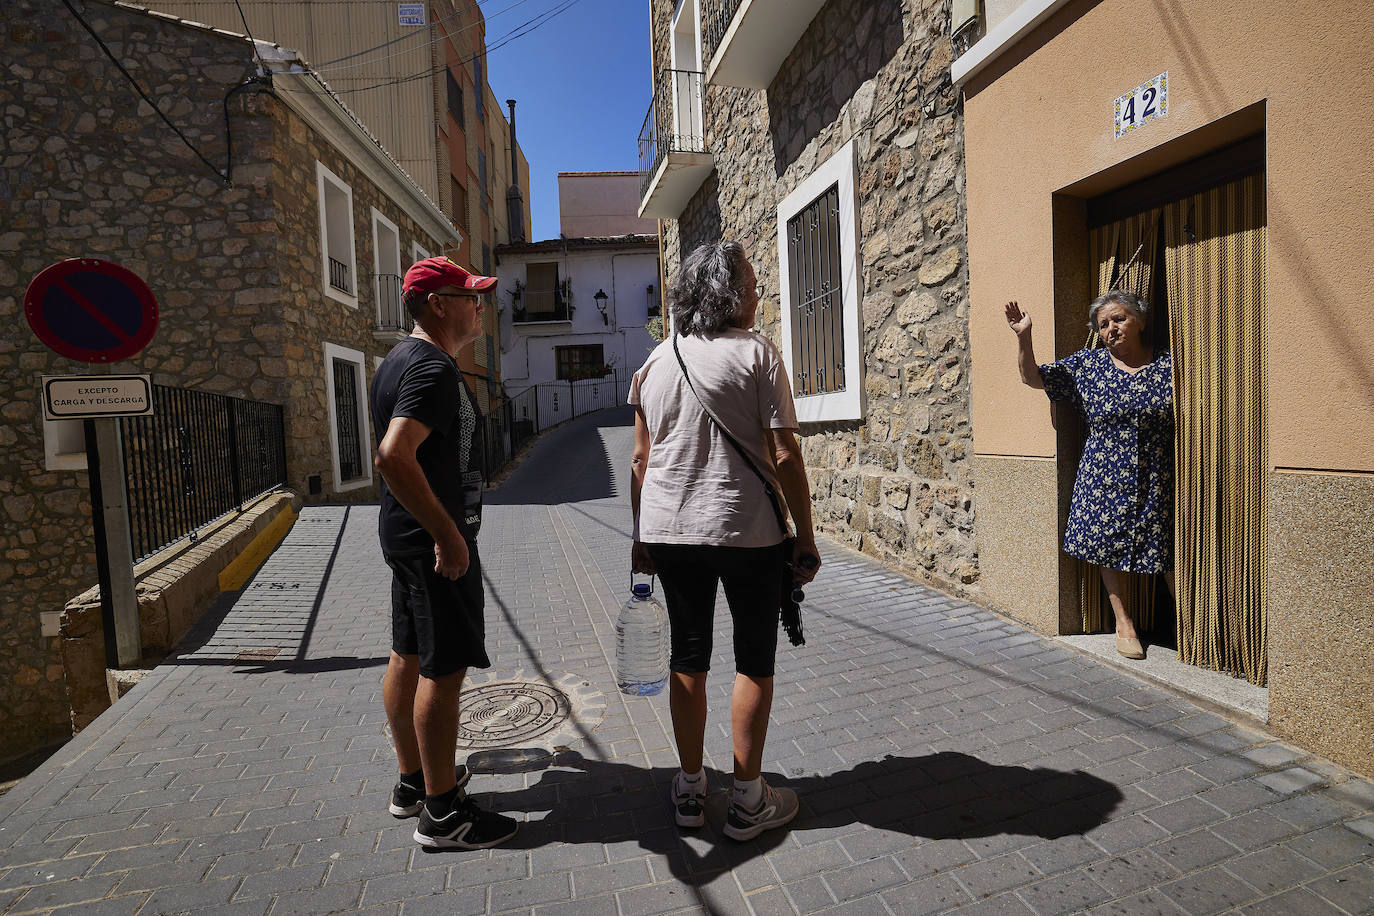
[505,99,526,243]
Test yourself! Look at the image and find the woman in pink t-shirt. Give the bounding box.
[629,240,820,842]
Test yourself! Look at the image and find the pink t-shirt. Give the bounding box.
[628,328,799,547]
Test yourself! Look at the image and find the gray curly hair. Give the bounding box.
[1087,289,1150,331]
[670,240,749,335]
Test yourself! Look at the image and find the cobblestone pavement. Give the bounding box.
[1,407,1372,916]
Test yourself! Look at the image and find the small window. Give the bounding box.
[43,418,87,471]
[555,344,606,381]
[317,162,358,308]
[323,342,372,492]
[522,261,562,320]
[478,150,488,214]
[412,241,430,263]
[446,71,464,129]
[474,60,484,120]
[777,139,864,422]
[451,177,468,236]
[372,208,403,330]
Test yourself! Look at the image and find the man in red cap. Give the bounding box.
[369,256,517,849]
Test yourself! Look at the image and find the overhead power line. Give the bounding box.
[312,0,541,75]
[60,0,237,185]
[312,0,583,96]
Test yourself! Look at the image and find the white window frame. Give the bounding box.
[412,241,431,264]
[776,138,865,422]
[43,418,88,471]
[317,161,358,308]
[372,208,402,327]
[669,0,705,143]
[323,341,372,493]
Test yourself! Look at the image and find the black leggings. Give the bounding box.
[646,542,785,678]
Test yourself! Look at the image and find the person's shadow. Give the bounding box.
[435,748,1123,885]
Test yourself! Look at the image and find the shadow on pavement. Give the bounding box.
[433,748,1123,886]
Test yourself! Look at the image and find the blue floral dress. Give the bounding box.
[1039,348,1174,574]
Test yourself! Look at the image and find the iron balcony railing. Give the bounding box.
[638,68,707,200]
[703,0,744,65]
[514,288,572,323]
[120,384,287,562]
[328,256,352,294]
[375,273,414,334]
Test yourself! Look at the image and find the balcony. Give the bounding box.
[513,289,573,328]
[374,273,414,340]
[328,256,352,295]
[703,0,828,89]
[637,69,713,220]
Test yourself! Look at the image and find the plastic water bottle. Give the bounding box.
[616,581,669,697]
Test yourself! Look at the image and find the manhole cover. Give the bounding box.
[456,681,572,749]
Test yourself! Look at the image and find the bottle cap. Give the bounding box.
[632,583,652,598]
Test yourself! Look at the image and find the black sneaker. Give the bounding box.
[413,795,519,849]
[722,778,798,841]
[389,765,471,818]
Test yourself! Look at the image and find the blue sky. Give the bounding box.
[484,0,652,242]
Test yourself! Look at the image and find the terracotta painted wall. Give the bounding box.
[963,0,1374,472]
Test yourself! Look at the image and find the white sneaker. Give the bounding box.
[722,778,798,841]
[670,771,706,828]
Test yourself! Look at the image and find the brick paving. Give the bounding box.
[0,406,1371,916]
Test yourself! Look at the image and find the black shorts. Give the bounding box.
[387,546,489,679]
[645,542,785,678]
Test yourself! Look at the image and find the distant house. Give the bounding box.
[0,0,458,758]
[494,172,661,427]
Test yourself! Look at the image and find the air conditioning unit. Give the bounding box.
[951,0,979,40]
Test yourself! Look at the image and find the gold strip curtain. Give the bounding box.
[1080,209,1162,633]
[1163,175,1268,686]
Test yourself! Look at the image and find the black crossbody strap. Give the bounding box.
[672,333,789,537]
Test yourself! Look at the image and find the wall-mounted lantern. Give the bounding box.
[594,288,609,325]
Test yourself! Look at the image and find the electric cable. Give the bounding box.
[279,0,582,97]
[60,0,233,185]
[311,0,540,74]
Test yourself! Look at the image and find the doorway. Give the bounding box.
[1074,139,1269,685]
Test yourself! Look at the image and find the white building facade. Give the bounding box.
[494,236,661,422]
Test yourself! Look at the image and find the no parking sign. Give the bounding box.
[24,258,158,363]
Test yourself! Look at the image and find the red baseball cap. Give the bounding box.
[402,256,497,295]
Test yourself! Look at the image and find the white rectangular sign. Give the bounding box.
[43,375,153,420]
[1115,71,1168,140]
[398,3,425,26]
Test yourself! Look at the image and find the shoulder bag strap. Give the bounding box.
[672,333,790,538]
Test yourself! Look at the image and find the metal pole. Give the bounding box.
[93,416,141,667]
[84,419,118,669]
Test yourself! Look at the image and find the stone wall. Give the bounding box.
[0,0,445,761]
[651,0,977,593]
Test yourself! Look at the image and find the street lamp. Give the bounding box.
[594,288,608,325]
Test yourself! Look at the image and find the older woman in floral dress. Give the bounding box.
[1005,291,1175,659]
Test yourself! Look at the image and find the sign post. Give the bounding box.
[26,259,160,669]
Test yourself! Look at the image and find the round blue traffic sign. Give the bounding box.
[25,259,159,363]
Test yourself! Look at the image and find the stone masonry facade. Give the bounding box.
[0,0,447,760]
[652,0,976,593]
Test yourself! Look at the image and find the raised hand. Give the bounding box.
[1005,300,1032,335]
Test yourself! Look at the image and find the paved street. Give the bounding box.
[1,406,1371,916]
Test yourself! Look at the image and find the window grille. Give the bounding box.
[786,183,845,396]
[332,358,363,481]
[555,344,605,380]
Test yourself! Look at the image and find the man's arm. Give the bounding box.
[629,407,654,574]
[771,427,820,584]
[375,416,469,579]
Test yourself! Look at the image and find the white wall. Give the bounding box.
[496,246,661,391]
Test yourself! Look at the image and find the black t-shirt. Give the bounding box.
[370,336,485,557]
